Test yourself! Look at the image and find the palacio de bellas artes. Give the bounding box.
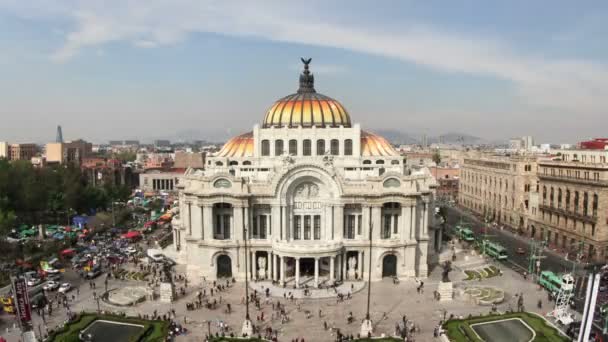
[171,59,442,288]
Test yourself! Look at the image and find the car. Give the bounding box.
[516,247,526,254]
[26,277,41,287]
[125,247,137,255]
[45,267,61,274]
[46,273,62,281]
[42,280,60,291]
[148,253,165,263]
[58,283,72,293]
[86,268,102,279]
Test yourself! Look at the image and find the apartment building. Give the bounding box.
[459,154,537,231]
[528,159,608,260]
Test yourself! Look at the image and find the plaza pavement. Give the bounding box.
[0,243,570,342]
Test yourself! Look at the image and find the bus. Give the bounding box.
[538,270,562,294]
[458,228,475,242]
[484,241,508,260]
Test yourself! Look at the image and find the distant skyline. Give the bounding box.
[1,1,607,144]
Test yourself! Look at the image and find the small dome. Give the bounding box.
[361,131,398,157]
[216,132,253,158]
[262,58,351,128]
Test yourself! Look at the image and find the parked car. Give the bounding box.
[47,273,62,281]
[42,280,60,291]
[125,246,137,255]
[58,283,72,293]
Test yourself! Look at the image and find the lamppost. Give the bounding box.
[361,221,374,337]
[241,223,253,337]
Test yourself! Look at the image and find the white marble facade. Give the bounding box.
[171,61,439,286]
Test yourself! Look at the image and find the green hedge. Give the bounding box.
[48,312,169,342]
[443,312,569,342]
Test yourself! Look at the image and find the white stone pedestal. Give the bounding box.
[437,281,453,302]
[159,282,175,303]
[241,319,253,337]
[360,319,373,338]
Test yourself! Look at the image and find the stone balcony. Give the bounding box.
[539,204,597,224]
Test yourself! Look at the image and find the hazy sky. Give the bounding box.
[1,0,607,144]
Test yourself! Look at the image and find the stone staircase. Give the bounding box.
[437,281,453,302]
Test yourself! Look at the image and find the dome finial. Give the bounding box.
[298,57,315,93]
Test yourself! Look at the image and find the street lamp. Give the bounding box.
[241,223,253,337]
[361,221,374,337]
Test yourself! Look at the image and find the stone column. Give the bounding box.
[357,251,363,280]
[280,256,285,284]
[342,251,348,280]
[251,251,256,280]
[314,257,319,288]
[330,256,335,282]
[334,205,344,240]
[295,257,300,288]
[270,252,275,281]
[203,204,213,240]
[372,205,382,240]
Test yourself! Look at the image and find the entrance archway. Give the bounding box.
[382,254,397,277]
[217,255,232,278]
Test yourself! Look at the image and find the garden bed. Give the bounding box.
[48,312,169,342]
[443,312,569,342]
[463,266,500,281]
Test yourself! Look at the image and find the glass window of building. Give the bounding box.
[289,139,297,155]
[261,140,270,156]
[344,139,353,155]
[316,140,325,155]
[275,140,284,156]
[294,216,301,240]
[314,215,321,240]
[303,139,312,156]
[330,139,339,155]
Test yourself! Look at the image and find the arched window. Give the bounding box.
[574,191,579,213]
[275,140,284,156]
[583,192,589,216]
[376,160,384,164]
[344,139,353,155]
[243,161,252,165]
[550,187,554,206]
[557,188,562,208]
[316,140,325,155]
[215,161,223,166]
[229,161,238,166]
[363,160,371,165]
[289,139,297,155]
[330,139,339,155]
[303,139,311,156]
[261,140,270,156]
[391,160,399,165]
[565,190,570,210]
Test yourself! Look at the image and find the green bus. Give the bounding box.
[483,241,508,260]
[538,270,562,294]
[458,228,475,242]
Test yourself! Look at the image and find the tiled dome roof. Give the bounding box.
[262,58,351,128]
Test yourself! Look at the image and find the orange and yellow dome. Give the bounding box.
[262,58,351,128]
[262,93,351,128]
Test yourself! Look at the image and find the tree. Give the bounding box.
[0,209,16,235]
[432,150,441,165]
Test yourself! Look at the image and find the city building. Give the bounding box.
[171,60,439,284]
[459,154,537,231]
[139,168,184,193]
[0,142,7,159]
[552,148,608,164]
[430,164,460,201]
[81,158,135,188]
[173,151,205,169]
[579,138,608,150]
[154,139,171,148]
[527,158,608,260]
[8,143,37,161]
[45,139,93,165]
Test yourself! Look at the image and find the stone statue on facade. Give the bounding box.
[347,256,357,279]
[257,257,267,279]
